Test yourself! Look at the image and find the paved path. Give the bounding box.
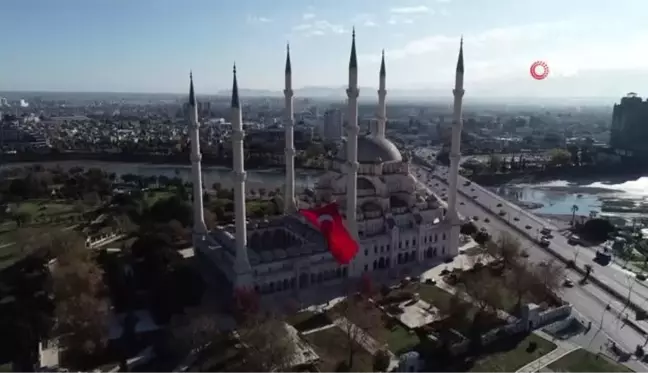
[516,346,580,373]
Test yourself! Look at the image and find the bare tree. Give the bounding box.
[51,235,110,359]
[531,259,565,302]
[332,285,383,370]
[170,310,223,355]
[492,232,522,268]
[373,349,391,372]
[507,262,536,310]
[234,312,296,372]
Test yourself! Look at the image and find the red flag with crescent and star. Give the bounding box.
[299,202,359,265]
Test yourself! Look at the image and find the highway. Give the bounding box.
[414,148,648,308]
[412,161,648,355]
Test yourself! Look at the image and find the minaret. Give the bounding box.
[346,29,360,237]
[447,38,465,257]
[188,72,207,234]
[230,65,251,274]
[376,50,387,138]
[283,44,296,213]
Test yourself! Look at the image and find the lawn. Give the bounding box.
[286,310,332,333]
[548,349,634,372]
[328,297,422,355]
[386,324,420,355]
[304,327,374,372]
[468,333,556,372]
[416,283,505,334]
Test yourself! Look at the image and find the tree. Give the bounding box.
[548,148,571,167]
[333,291,382,370]
[234,313,296,372]
[507,262,536,310]
[460,222,478,236]
[474,230,490,246]
[373,349,391,372]
[531,260,565,302]
[582,264,593,283]
[488,154,501,173]
[171,310,223,356]
[51,236,110,361]
[571,204,579,226]
[491,232,522,269]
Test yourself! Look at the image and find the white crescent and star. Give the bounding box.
[317,214,334,224]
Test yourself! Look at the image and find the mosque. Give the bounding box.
[192,31,466,296]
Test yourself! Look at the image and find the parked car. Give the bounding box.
[564,278,574,287]
[541,227,552,236]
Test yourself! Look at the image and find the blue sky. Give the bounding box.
[2,0,648,96]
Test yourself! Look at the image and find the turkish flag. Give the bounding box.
[299,202,359,265]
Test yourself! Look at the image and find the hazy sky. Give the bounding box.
[2,0,648,97]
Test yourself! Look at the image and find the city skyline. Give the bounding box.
[3,0,648,98]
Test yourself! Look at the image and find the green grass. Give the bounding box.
[469,333,556,372]
[548,349,634,372]
[386,324,419,355]
[304,327,374,372]
[145,190,175,205]
[0,362,12,372]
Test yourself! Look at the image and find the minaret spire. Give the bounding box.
[376,49,387,138]
[285,43,292,74]
[456,36,464,73]
[230,65,251,279]
[447,37,466,259]
[346,29,360,242]
[188,72,207,235]
[349,27,358,70]
[283,43,296,213]
[231,64,240,108]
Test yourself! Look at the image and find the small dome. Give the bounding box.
[336,135,402,164]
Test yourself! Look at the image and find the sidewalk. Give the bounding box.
[516,346,580,373]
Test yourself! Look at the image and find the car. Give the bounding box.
[637,273,647,281]
[525,225,532,229]
[425,278,437,285]
[513,217,520,221]
[460,201,465,205]
[496,203,502,207]
[472,195,478,199]
[540,227,552,236]
[563,278,574,287]
[498,210,506,216]
[568,235,580,245]
[471,188,475,192]
[484,218,490,223]
[473,216,479,221]
[521,250,529,258]
[540,237,550,247]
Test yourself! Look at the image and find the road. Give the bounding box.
[411,160,648,356]
[414,148,648,308]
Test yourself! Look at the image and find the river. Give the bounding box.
[494,176,648,222]
[0,161,323,191]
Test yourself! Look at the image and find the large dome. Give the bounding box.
[336,135,403,164]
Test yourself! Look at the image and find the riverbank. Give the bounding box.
[0,160,325,192]
[471,164,648,187]
[0,151,326,172]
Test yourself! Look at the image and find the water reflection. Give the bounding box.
[1,161,322,190]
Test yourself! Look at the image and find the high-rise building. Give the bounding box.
[322,109,344,141]
[610,93,648,158]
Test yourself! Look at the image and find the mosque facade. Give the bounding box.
[191,32,466,296]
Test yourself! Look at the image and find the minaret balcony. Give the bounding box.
[346,88,359,98]
[233,171,247,182]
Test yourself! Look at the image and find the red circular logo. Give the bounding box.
[530,61,549,80]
